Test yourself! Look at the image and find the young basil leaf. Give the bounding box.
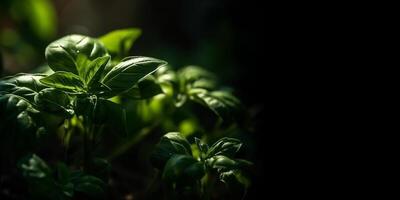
[151,132,192,168]
[189,89,241,121]
[121,75,163,99]
[162,154,204,183]
[99,28,141,59]
[86,56,111,88]
[100,56,167,96]
[45,34,108,75]
[75,54,92,79]
[75,54,110,87]
[34,88,74,117]
[40,71,85,93]
[206,137,242,158]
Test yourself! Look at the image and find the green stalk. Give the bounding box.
[202,171,216,200]
[83,116,93,171]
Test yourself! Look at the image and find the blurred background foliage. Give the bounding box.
[1,0,265,199]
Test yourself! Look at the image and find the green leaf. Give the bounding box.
[219,169,251,188]
[151,132,192,168]
[195,138,209,160]
[162,154,204,183]
[34,88,73,117]
[0,94,41,134]
[0,73,48,101]
[189,89,241,121]
[86,56,111,88]
[45,34,108,74]
[179,65,217,90]
[0,74,48,137]
[154,66,183,106]
[0,73,73,136]
[206,155,252,174]
[75,54,91,80]
[207,137,242,158]
[100,56,167,96]
[99,28,141,58]
[40,71,85,93]
[205,155,238,170]
[76,54,111,87]
[18,154,51,179]
[122,75,163,99]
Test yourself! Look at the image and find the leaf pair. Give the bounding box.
[152,132,251,187]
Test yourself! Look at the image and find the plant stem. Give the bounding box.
[83,124,88,170]
[202,171,216,200]
[83,117,92,171]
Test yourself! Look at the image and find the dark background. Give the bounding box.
[1,0,267,198]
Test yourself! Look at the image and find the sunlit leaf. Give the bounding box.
[45,35,108,74]
[99,28,141,58]
[206,137,242,158]
[100,56,167,96]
